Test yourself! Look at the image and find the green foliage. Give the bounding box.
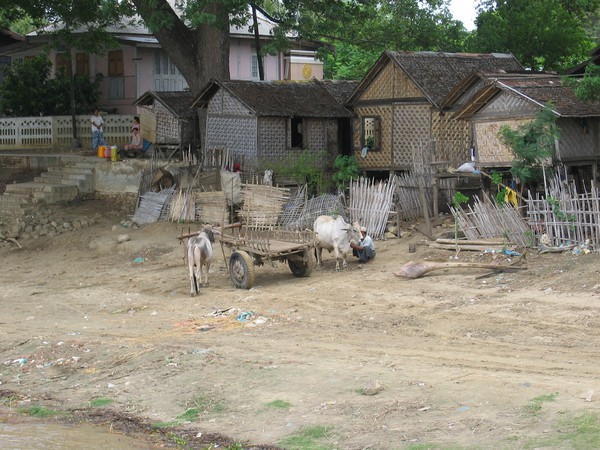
[166,432,188,447]
[523,392,558,415]
[277,425,334,450]
[266,150,328,197]
[547,196,577,225]
[490,171,503,185]
[89,397,113,407]
[452,191,469,208]
[564,64,600,101]
[490,171,507,205]
[470,0,598,71]
[331,155,359,190]
[265,399,292,409]
[0,54,102,116]
[17,405,62,418]
[498,106,558,186]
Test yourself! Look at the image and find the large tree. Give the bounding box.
[469,0,600,71]
[2,1,468,90]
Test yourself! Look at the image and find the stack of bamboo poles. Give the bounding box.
[450,194,530,247]
[348,177,396,239]
[169,188,196,222]
[428,238,514,252]
[238,182,291,230]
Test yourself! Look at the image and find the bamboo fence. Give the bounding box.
[526,174,600,248]
[195,191,227,225]
[280,191,348,231]
[348,177,396,240]
[450,194,530,247]
[238,182,291,230]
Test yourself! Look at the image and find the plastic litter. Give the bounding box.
[236,311,254,322]
[134,257,144,263]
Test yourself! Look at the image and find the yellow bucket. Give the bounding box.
[110,146,118,162]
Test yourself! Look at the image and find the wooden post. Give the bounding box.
[418,175,433,239]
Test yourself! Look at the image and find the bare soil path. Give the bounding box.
[1,198,600,449]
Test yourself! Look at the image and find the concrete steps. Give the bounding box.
[0,156,102,222]
[34,160,97,193]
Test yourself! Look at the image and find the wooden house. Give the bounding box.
[190,79,357,171]
[445,72,600,188]
[346,50,524,175]
[133,90,196,154]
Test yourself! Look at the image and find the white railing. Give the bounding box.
[0,115,134,151]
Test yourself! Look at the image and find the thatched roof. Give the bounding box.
[451,73,600,119]
[133,91,196,119]
[317,79,360,105]
[347,50,524,108]
[191,79,354,118]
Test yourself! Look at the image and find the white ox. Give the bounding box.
[185,225,219,296]
[313,215,362,271]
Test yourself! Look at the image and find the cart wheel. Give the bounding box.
[229,251,255,289]
[288,249,314,277]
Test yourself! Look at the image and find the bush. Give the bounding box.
[262,150,329,196]
[332,155,360,191]
[0,54,102,116]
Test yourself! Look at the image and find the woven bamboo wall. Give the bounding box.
[392,104,430,168]
[361,63,421,100]
[206,115,257,160]
[352,105,393,169]
[477,93,538,119]
[431,111,470,166]
[557,118,600,160]
[153,102,178,143]
[208,89,251,115]
[474,119,530,166]
[258,117,287,159]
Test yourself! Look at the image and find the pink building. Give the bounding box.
[1,12,324,114]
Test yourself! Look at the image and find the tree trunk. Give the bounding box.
[68,47,81,149]
[130,0,230,94]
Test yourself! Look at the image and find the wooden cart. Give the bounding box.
[219,223,315,289]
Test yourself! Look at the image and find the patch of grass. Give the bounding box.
[523,412,600,449]
[176,407,201,422]
[89,397,113,407]
[277,425,334,450]
[265,399,292,410]
[17,405,62,418]
[191,394,226,414]
[167,431,187,447]
[523,392,558,415]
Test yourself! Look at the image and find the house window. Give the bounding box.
[251,54,259,80]
[108,78,125,99]
[362,116,380,150]
[56,52,69,76]
[75,53,89,77]
[108,50,124,76]
[0,56,9,83]
[290,117,304,148]
[153,49,187,91]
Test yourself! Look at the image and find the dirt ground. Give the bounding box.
[2,196,600,449]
